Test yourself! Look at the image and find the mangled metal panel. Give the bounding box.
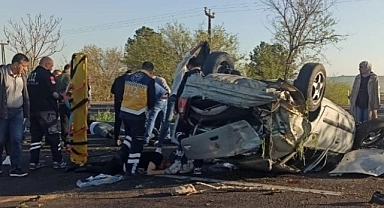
[266,104,310,160]
[329,149,384,176]
[181,120,261,160]
[181,74,279,108]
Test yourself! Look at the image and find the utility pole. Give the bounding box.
[204,7,215,44]
[0,40,9,65]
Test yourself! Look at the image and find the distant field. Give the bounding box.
[328,76,384,93]
[328,76,384,104]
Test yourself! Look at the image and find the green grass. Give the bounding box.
[324,81,351,106]
[90,110,115,122]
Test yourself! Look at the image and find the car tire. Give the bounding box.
[202,52,235,75]
[293,63,326,112]
[353,118,384,150]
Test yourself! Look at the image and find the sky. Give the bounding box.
[0,0,383,76]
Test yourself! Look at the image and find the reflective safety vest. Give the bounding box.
[120,70,153,115]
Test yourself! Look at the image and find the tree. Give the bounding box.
[81,45,125,101]
[124,24,243,84]
[262,0,347,80]
[124,26,176,82]
[159,21,193,61]
[3,14,64,70]
[194,24,244,63]
[246,41,290,80]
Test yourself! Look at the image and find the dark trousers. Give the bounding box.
[59,104,71,142]
[113,103,122,141]
[4,131,10,155]
[120,117,145,174]
[30,111,63,164]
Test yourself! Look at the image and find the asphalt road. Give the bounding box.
[0,133,383,208]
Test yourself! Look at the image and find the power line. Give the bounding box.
[61,14,199,35]
[61,3,264,36]
[61,8,202,34]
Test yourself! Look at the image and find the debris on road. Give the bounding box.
[329,149,384,177]
[76,174,124,187]
[161,175,343,196]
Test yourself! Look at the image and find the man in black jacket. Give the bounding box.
[27,56,69,170]
[111,69,132,146]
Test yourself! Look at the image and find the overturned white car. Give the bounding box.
[177,60,384,173]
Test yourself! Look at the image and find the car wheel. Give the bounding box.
[202,52,235,75]
[353,118,384,150]
[294,63,326,112]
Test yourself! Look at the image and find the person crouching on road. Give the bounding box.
[76,150,172,176]
[119,61,166,175]
[27,56,69,170]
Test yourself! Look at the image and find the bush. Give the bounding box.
[90,110,115,122]
[324,81,350,106]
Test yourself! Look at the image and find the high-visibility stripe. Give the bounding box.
[127,159,140,164]
[125,136,132,141]
[129,153,141,158]
[30,146,41,150]
[123,140,131,148]
[30,142,41,146]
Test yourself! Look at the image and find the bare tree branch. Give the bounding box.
[3,13,64,70]
[262,0,348,80]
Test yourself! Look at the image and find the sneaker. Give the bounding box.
[193,167,202,175]
[166,160,181,174]
[180,160,194,174]
[29,163,45,170]
[9,168,28,177]
[53,161,67,169]
[2,156,11,166]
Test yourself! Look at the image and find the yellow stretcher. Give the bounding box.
[68,53,89,165]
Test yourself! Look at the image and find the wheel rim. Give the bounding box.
[311,72,325,101]
[361,130,383,146]
[217,61,231,73]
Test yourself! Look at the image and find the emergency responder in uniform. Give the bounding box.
[120,61,164,175]
[27,56,68,170]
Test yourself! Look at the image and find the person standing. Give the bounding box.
[155,41,204,153]
[119,61,159,175]
[27,56,68,170]
[173,57,204,175]
[349,61,380,123]
[143,75,170,145]
[111,69,133,146]
[0,53,30,177]
[56,64,71,143]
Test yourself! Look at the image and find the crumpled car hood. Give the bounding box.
[329,149,384,176]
